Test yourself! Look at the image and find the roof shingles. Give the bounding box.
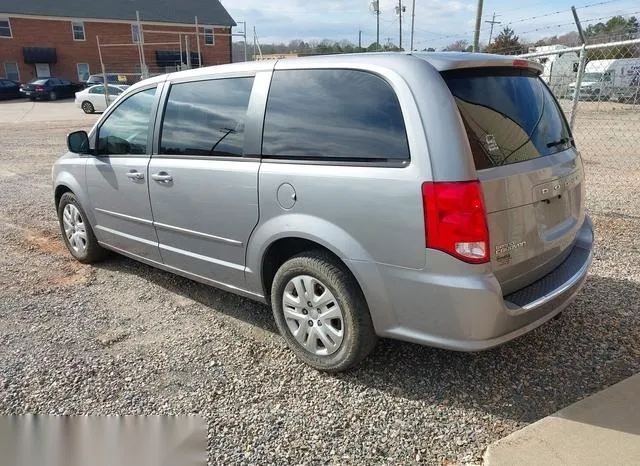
[0,0,236,26]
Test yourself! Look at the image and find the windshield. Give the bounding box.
[582,72,603,81]
[443,68,573,170]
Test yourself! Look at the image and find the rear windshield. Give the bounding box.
[442,68,573,170]
[31,79,48,85]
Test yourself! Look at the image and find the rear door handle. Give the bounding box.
[126,170,144,180]
[151,172,173,183]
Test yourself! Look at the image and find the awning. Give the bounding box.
[23,47,57,64]
[155,51,201,68]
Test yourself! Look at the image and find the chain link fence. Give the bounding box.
[517,38,640,158]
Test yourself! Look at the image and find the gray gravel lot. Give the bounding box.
[0,102,639,465]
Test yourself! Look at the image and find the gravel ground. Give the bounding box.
[0,108,639,465]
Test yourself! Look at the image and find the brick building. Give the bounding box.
[0,0,235,83]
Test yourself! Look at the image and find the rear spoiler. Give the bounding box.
[412,53,544,75]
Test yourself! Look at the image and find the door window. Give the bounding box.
[159,77,254,157]
[35,63,50,77]
[77,63,90,81]
[4,62,19,81]
[261,69,410,161]
[97,88,157,155]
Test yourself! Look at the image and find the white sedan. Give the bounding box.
[75,84,129,114]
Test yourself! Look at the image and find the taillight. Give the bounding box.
[422,181,490,264]
[35,86,44,91]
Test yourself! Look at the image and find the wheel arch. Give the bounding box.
[53,169,95,226]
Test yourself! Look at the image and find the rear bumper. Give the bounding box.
[351,215,594,351]
[21,90,48,98]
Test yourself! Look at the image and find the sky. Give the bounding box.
[223,0,640,49]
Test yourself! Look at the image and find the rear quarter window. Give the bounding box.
[262,69,410,162]
[443,68,573,170]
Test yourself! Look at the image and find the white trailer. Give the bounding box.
[530,45,580,97]
[569,57,640,101]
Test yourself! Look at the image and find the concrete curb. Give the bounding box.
[484,373,640,465]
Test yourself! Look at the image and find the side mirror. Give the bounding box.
[67,130,90,154]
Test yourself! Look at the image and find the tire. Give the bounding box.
[49,91,57,101]
[57,192,107,264]
[270,250,377,372]
[81,101,95,114]
[29,97,35,101]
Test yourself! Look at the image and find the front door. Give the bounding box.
[86,86,162,262]
[148,76,259,285]
[35,63,51,77]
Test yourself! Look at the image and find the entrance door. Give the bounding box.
[86,86,162,262]
[148,76,259,285]
[35,63,51,77]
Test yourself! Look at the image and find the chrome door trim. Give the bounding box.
[94,208,153,226]
[153,221,243,246]
[95,225,159,247]
[98,240,266,302]
[158,243,245,271]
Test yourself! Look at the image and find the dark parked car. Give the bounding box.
[20,78,82,101]
[0,79,23,99]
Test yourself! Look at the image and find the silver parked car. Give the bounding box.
[53,53,593,372]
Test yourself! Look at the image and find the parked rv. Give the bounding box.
[568,58,640,101]
[530,45,580,98]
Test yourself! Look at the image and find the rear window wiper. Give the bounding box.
[546,137,572,148]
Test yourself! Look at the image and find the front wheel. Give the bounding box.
[270,251,377,372]
[57,192,107,263]
[49,91,57,101]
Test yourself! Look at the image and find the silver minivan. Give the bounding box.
[53,53,593,372]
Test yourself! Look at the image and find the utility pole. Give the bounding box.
[396,1,406,50]
[253,27,257,60]
[358,29,362,51]
[253,27,262,60]
[185,35,191,69]
[371,1,380,51]
[194,16,202,68]
[472,0,484,52]
[96,36,109,107]
[238,21,248,61]
[136,11,147,78]
[410,0,416,51]
[485,12,501,46]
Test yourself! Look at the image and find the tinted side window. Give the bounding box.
[262,69,409,161]
[160,77,254,157]
[97,88,156,155]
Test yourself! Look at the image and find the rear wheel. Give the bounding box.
[270,251,377,372]
[81,101,95,114]
[57,192,107,263]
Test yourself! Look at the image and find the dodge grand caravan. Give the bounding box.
[53,53,594,372]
